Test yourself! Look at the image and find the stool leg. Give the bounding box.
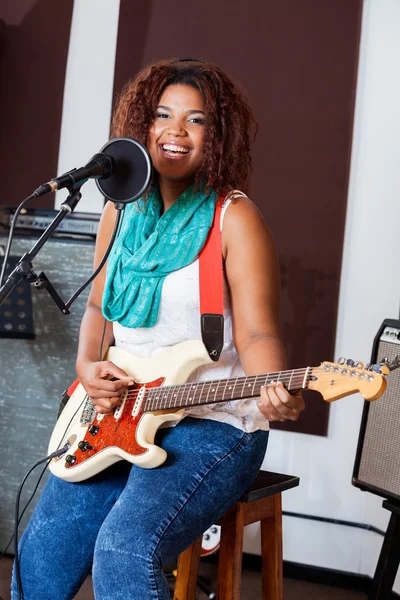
[174,536,202,600]
[217,504,245,600]
[261,493,283,600]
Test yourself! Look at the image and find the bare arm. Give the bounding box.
[76,201,133,413]
[223,197,304,422]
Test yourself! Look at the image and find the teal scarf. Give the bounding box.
[102,183,217,328]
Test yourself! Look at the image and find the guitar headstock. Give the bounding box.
[308,357,387,402]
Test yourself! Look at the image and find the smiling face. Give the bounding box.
[147,84,206,186]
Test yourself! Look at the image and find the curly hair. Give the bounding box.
[111,58,257,195]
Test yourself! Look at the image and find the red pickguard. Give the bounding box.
[65,377,165,469]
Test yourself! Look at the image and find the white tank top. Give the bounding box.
[113,196,269,433]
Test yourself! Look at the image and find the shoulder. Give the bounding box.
[221,194,275,258]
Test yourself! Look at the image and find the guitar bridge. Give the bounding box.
[80,396,96,424]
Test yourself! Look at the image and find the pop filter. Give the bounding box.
[96,137,152,204]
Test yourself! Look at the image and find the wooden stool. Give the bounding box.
[174,470,300,600]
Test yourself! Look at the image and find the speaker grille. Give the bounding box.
[355,324,400,501]
[0,235,95,551]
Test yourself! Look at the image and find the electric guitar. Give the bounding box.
[48,339,387,482]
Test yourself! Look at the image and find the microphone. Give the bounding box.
[34,153,114,197]
[33,137,152,205]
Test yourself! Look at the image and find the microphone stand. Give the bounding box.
[0,184,83,313]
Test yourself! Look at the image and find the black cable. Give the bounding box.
[0,193,38,287]
[282,510,385,536]
[13,445,70,600]
[0,462,49,561]
[64,205,124,310]
[99,317,108,361]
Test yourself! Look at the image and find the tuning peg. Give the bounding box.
[378,358,390,375]
[355,361,364,369]
[337,357,346,365]
[346,359,355,367]
[367,363,389,375]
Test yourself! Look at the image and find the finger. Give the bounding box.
[274,384,305,412]
[87,377,131,396]
[93,396,120,414]
[99,362,134,382]
[268,383,298,420]
[258,386,286,422]
[293,389,306,411]
[274,383,304,419]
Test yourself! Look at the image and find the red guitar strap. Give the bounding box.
[199,198,224,361]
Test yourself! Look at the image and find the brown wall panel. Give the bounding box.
[0,0,73,209]
[112,0,153,105]
[114,0,363,435]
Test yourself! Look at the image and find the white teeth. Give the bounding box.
[162,144,190,154]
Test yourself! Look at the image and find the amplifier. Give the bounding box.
[353,319,400,502]
[0,234,96,551]
[0,206,100,238]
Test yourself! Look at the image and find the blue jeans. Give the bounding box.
[12,417,268,600]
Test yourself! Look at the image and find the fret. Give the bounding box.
[160,387,168,409]
[288,369,294,391]
[204,380,215,405]
[154,387,164,410]
[197,380,208,406]
[186,382,198,406]
[145,389,154,412]
[173,384,184,409]
[227,379,235,399]
[251,375,258,398]
[244,377,254,397]
[302,367,310,389]
[231,377,239,399]
[212,379,222,404]
[276,370,282,383]
[181,383,192,407]
[222,378,230,403]
[164,385,174,409]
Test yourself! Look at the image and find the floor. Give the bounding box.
[0,555,367,599]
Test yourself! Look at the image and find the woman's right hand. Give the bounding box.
[77,360,134,415]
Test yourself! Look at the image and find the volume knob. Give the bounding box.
[78,441,92,452]
[65,455,77,466]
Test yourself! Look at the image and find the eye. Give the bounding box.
[189,117,205,124]
[156,112,170,119]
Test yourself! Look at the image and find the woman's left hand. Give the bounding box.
[258,382,305,422]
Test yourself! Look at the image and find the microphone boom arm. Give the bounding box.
[0,186,83,311]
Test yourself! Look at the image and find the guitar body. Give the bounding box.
[48,340,212,482]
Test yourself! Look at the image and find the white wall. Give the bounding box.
[55,0,120,213]
[57,0,400,591]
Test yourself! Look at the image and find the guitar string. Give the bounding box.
[123,370,376,401]
[139,369,372,397]
[121,369,377,410]
[87,368,379,414]
[125,367,310,397]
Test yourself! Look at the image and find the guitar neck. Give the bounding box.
[143,367,312,412]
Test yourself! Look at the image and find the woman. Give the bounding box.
[12,58,304,600]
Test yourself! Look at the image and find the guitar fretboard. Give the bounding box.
[143,367,311,412]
